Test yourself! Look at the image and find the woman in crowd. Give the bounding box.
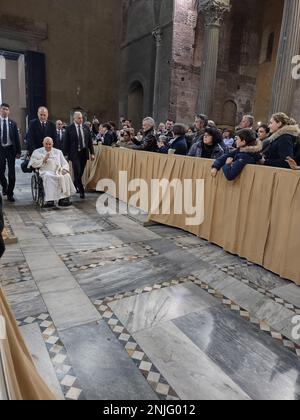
[260,113,300,168]
[157,123,166,135]
[185,126,196,150]
[117,129,135,149]
[223,129,235,149]
[163,124,188,156]
[188,127,227,159]
[211,129,262,181]
[257,124,270,146]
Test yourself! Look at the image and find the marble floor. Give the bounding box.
[1,167,300,400]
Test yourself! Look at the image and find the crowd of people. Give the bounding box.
[1,102,300,212]
[94,112,300,179]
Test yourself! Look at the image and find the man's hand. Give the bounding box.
[226,157,234,165]
[91,155,95,162]
[259,157,266,165]
[16,154,21,160]
[211,168,218,177]
[43,153,50,164]
[286,157,300,170]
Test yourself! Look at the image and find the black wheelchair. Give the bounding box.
[31,170,45,208]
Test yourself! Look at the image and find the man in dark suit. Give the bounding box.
[27,106,57,154]
[0,103,21,202]
[64,112,95,199]
[0,193,5,258]
[56,120,65,151]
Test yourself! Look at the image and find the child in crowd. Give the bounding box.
[211,129,262,181]
[157,135,169,153]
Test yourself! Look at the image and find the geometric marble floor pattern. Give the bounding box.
[1,166,300,400]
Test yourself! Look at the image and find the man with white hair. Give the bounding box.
[64,112,95,199]
[238,115,254,130]
[132,117,158,152]
[29,137,76,208]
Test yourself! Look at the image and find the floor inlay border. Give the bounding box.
[24,218,120,238]
[94,276,300,364]
[17,313,84,400]
[94,302,180,400]
[0,261,34,286]
[3,213,18,244]
[60,242,159,272]
[218,263,300,315]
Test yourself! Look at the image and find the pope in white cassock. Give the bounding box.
[29,137,76,207]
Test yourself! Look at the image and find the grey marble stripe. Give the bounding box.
[59,321,158,401]
[21,323,64,400]
[173,307,300,401]
[108,283,220,334]
[133,321,251,400]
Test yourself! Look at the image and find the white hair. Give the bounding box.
[74,111,83,119]
[143,117,155,127]
[43,137,53,145]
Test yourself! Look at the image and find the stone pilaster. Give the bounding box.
[197,0,231,116]
[270,0,300,115]
[152,27,163,122]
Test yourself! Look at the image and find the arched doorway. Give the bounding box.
[128,82,144,130]
[222,100,237,128]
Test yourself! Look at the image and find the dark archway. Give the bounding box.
[222,100,237,127]
[128,81,144,130]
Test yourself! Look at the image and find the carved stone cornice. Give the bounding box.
[196,0,231,26]
[0,14,48,43]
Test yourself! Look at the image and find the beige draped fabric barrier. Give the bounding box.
[84,146,300,286]
[0,288,55,400]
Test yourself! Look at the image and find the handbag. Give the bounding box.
[21,155,33,173]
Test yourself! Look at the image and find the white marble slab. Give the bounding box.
[20,323,64,400]
[271,283,300,309]
[133,321,251,400]
[45,223,74,236]
[108,282,219,334]
[19,234,101,331]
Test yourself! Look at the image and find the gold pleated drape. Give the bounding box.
[84,146,300,286]
[0,288,55,400]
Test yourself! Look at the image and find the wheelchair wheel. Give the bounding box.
[31,174,38,202]
[38,177,45,208]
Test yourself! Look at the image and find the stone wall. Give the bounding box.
[171,0,265,127]
[253,0,284,123]
[169,0,201,124]
[0,0,121,123]
[120,0,173,129]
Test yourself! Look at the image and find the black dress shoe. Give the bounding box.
[80,192,85,199]
[2,190,7,196]
[58,198,73,207]
[7,196,15,203]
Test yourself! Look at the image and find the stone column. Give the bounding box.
[152,27,163,123]
[197,0,231,116]
[270,0,300,115]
